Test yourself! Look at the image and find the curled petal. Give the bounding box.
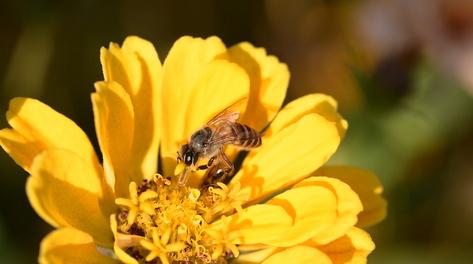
[237,228,374,264]
[294,177,363,244]
[316,166,387,227]
[315,227,375,264]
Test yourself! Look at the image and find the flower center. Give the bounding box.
[114,175,243,263]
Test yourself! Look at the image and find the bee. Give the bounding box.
[177,99,262,184]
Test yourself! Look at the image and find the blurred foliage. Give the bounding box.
[1,0,473,263]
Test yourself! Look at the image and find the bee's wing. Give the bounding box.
[208,125,240,145]
[207,97,247,128]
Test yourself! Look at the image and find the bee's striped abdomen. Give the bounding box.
[230,123,262,149]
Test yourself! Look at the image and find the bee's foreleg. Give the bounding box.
[176,151,182,163]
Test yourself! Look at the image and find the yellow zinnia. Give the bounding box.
[0,36,386,263]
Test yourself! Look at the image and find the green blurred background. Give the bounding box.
[1,0,473,263]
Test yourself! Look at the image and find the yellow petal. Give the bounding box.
[39,228,116,264]
[261,246,331,264]
[182,60,249,137]
[208,204,292,245]
[231,111,341,203]
[159,36,250,179]
[2,97,101,174]
[27,149,113,246]
[263,183,338,247]
[235,247,277,264]
[92,81,134,197]
[101,36,161,182]
[0,128,41,172]
[315,166,387,227]
[316,227,375,264]
[227,42,289,131]
[294,177,363,244]
[266,93,347,138]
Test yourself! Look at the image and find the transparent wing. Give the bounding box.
[207,97,247,128]
[208,125,240,146]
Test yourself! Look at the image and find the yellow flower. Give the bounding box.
[0,36,386,264]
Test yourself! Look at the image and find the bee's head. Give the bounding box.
[180,144,199,166]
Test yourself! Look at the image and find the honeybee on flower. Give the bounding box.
[0,36,386,264]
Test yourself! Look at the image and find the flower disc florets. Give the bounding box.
[115,175,241,263]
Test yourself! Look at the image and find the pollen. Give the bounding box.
[114,175,243,263]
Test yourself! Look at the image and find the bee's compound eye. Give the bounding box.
[184,153,193,166]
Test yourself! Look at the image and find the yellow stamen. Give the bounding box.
[114,175,244,263]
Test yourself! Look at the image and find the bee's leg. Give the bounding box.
[197,156,216,171]
[197,164,209,170]
[207,152,233,182]
[213,169,226,181]
[176,151,182,163]
[207,166,227,184]
[219,152,234,175]
[208,156,215,166]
